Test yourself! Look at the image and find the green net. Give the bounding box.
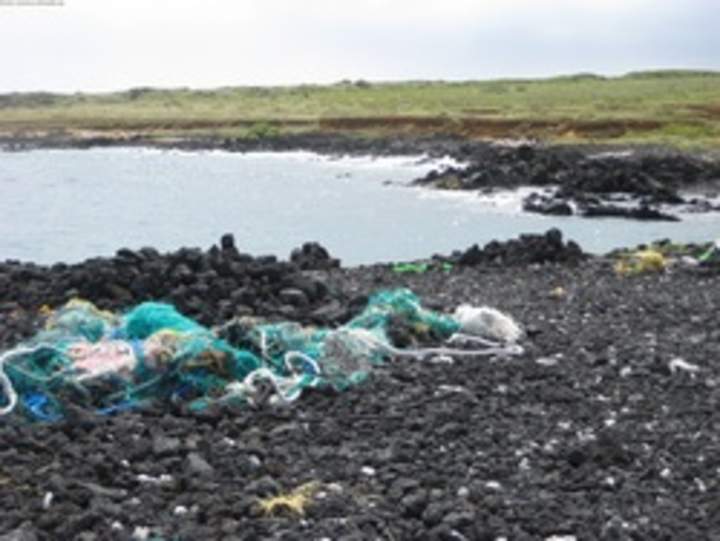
[0,288,510,421]
[347,289,460,338]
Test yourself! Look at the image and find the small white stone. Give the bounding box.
[132,526,151,541]
[485,481,502,490]
[437,384,467,394]
[519,457,531,471]
[137,473,173,485]
[619,366,632,377]
[174,505,189,516]
[660,467,672,478]
[543,439,558,452]
[695,478,707,492]
[536,356,558,367]
[42,492,53,510]
[111,521,123,531]
[457,486,470,498]
[361,466,376,477]
[546,536,577,541]
[605,477,616,487]
[121,459,130,468]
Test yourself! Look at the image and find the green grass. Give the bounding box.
[1,70,719,147]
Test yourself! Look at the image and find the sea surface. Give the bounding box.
[0,147,718,265]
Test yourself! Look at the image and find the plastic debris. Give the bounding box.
[698,239,720,265]
[393,262,429,274]
[668,357,700,374]
[0,288,523,420]
[392,262,453,274]
[257,481,321,517]
[453,305,523,343]
[67,340,137,381]
[614,249,667,276]
[549,286,566,299]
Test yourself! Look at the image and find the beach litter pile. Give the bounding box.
[614,249,668,276]
[0,289,522,421]
[612,238,720,275]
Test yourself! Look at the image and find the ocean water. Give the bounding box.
[0,147,717,265]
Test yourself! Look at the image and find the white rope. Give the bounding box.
[230,367,308,405]
[284,351,320,376]
[0,344,61,417]
[259,329,269,361]
[447,333,503,348]
[339,328,524,360]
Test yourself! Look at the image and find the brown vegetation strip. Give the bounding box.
[319,116,664,138]
[0,115,665,140]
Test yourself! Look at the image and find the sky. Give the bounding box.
[0,0,718,93]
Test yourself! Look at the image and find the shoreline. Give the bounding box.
[3,131,719,159]
[3,133,720,223]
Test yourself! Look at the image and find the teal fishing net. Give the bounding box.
[0,288,518,421]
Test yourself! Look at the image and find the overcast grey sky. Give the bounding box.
[0,0,718,92]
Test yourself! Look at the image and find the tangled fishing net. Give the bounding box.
[0,289,523,421]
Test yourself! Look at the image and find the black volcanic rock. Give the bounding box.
[2,240,720,539]
[580,203,680,221]
[414,143,720,221]
[290,242,341,270]
[454,229,585,266]
[523,192,573,216]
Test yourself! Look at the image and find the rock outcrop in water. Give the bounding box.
[414,143,720,221]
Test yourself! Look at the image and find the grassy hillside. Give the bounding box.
[1,70,719,147]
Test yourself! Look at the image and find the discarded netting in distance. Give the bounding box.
[699,239,720,266]
[0,289,523,420]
